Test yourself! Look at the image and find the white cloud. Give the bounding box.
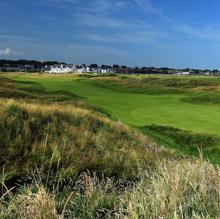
[132,0,220,42]
[132,0,163,16]
[0,34,36,42]
[0,48,23,56]
[81,30,159,43]
[173,24,220,41]
[0,48,11,56]
[74,14,128,28]
[39,0,127,13]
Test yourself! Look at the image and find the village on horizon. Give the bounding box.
[1,59,220,75]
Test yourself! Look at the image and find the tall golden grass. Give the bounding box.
[1,159,220,218]
[0,98,164,182]
[1,76,220,218]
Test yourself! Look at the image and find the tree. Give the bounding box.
[113,64,120,69]
[90,64,98,68]
[101,65,108,69]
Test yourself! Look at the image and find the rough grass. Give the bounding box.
[0,76,111,116]
[141,125,220,163]
[0,99,170,187]
[140,76,220,88]
[181,92,220,105]
[90,77,185,95]
[2,74,220,218]
[91,75,220,95]
[0,185,59,219]
[0,76,84,103]
[1,160,220,219]
[5,73,220,136]
[0,76,169,186]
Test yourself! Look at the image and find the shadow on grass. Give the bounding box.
[140,124,220,164]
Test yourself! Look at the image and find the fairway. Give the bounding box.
[5,73,220,135]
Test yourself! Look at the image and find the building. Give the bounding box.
[176,71,190,76]
[100,68,116,74]
[48,64,76,74]
[75,65,115,74]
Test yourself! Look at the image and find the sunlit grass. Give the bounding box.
[1,73,220,218]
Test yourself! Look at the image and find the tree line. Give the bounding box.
[1,59,219,75]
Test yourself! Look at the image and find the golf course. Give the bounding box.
[2,72,220,218]
[3,73,220,162]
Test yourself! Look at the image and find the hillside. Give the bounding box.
[1,75,220,218]
[4,73,220,162]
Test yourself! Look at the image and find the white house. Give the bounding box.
[182,72,190,75]
[47,64,116,74]
[101,69,116,74]
[177,71,190,76]
[48,65,75,74]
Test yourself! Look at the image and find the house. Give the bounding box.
[48,64,75,74]
[101,68,116,74]
[46,63,116,74]
[177,71,190,76]
[182,72,190,75]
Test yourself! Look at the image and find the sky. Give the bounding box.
[1,0,220,68]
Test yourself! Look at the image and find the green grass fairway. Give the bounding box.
[5,73,220,134]
[3,73,220,162]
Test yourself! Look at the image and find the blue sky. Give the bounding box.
[1,0,220,68]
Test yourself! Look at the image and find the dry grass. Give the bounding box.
[1,159,220,218]
[0,185,61,219]
[120,160,220,219]
[0,98,168,186]
[1,75,220,218]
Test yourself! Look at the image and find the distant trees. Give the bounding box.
[0,59,65,72]
[0,59,61,68]
[1,59,220,75]
[43,61,60,66]
[113,64,120,69]
[90,64,98,68]
[101,65,111,69]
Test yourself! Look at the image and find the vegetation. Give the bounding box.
[182,92,220,105]
[2,160,220,218]
[1,73,220,218]
[1,99,164,181]
[142,125,220,163]
[3,74,220,134]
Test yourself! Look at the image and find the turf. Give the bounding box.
[2,74,220,218]
[141,124,220,163]
[5,73,220,135]
[3,73,220,162]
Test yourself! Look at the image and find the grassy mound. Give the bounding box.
[90,77,184,95]
[0,76,111,116]
[0,76,80,102]
[0,75,168,185]
[90,76,220,95]
[1,74,220,218]
[141,76,220,88]
[141,125,220,163]
[181,92,220,105]
[0,99,166,185]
